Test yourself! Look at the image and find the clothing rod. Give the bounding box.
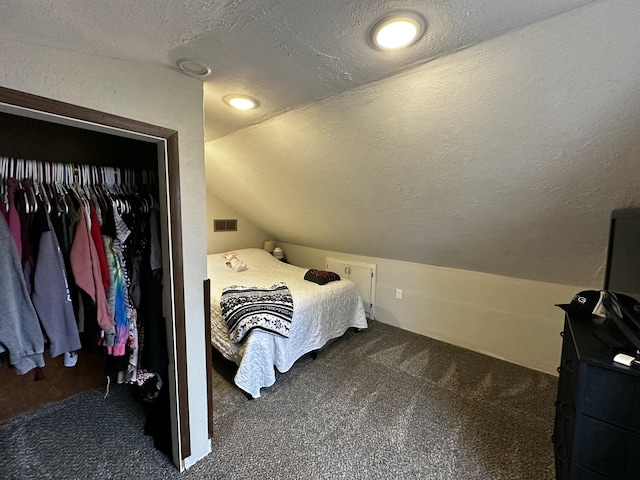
[0,157,155,186]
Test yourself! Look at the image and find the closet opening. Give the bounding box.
[0,87,191,469]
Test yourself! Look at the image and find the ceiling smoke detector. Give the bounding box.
[369,12,426,50]
[176,58,211,77]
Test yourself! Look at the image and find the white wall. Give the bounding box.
[206,0,640,289]
[206,190,270,254]
[0,40,210,468]
[281,242,585,375]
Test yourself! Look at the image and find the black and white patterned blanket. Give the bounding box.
[220,282,294,344]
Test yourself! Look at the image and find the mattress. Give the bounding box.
[207,248,368,398]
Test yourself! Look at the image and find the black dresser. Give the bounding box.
[553,315,640,479]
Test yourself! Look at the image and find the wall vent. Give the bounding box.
[213,219,237,232]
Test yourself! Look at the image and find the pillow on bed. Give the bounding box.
[304,269,341,285]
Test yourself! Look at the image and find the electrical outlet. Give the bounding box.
[395,288,403,299]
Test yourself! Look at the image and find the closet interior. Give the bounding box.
[0,111,172,455]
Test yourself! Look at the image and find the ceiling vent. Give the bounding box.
[175,58,211,78]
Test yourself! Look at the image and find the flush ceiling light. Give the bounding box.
[223,94,259,110]
[176,58,211,77]
[369,12,426,50]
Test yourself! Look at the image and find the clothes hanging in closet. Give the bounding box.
[0,213,45,374]
[0,158,165,386]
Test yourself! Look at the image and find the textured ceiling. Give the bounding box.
[4,0,639,288]
[2,0,595,140]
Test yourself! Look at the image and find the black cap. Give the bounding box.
[556,290,606,319]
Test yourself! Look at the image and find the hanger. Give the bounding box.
[92,166,109,214]
[55,163,70,215]
[0,157,154,219]
[23,161,38,214]
[0,157,9,211]
[44,162,59,215]
[35,173,51,215]
[32,161,49,214]
[15,159,34,215]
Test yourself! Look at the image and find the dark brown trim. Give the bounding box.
[203,279,214,439]
[0,88,176,138]
[0,86,192,462]
[166,132,191,459]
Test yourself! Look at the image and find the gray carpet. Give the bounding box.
[0,320,558,479]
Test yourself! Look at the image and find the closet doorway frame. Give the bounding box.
[0,86,192,469]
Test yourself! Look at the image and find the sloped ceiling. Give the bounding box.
[206,0,640,287]
[2,0,639,287]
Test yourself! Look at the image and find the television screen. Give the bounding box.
[604,208,640,300]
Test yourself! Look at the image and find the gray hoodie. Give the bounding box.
[0,213,45,374]
[31,212,81,357]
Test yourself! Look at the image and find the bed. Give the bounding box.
[207,248,368,398]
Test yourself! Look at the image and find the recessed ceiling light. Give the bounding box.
[369,12,426,50]
[223,94,259,110]
[176,58,211,77]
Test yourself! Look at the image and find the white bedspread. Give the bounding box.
[207,248,368,398]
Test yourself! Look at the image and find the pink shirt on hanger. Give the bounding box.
[70,205,114,331]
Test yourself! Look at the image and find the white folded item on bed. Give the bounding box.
[207,248,368,398]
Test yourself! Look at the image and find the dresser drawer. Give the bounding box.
[574,416,640,479]
[582,364,640,432]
